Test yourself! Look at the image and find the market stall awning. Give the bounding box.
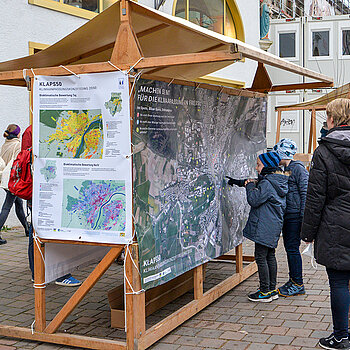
[275,83,350,111]
[0,0,333,88]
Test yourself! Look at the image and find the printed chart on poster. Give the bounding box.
[133,79,267,290]
[32,72,132,244]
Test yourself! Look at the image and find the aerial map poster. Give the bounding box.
[32,72,132,244]
[133,79,267,290]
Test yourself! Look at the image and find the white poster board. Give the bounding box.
[276,95,300,133]
[32,72,132,244]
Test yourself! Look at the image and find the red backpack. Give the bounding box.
[8,148,32,200]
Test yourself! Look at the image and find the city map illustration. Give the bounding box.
[62,179,126,231]
[39,109,103,159]
[105,92,123,116]
[40,160,57,182]
[133,79,266,289]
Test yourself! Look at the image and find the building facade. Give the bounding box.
[266,14,350,151]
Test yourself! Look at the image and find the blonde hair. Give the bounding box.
[326,98,350,126]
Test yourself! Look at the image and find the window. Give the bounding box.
[29,42,50,55]
[28,0,116,19]
[342,29,350,56]
[174,0,244,40]
[63,0,99,12]
[279,32,296,58]
[312,30,329,57]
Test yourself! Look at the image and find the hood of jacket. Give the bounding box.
[264,171,289,197]
[321,126,350,165]
[285,160,304,171]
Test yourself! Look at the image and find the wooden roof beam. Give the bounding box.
[0,51,243,83]
[250,81,334,93]
[234,44,333,83]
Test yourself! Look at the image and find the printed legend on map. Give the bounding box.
[32,72,133,244]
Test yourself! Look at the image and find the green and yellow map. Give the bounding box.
[40,160,57,182]
[105,93,122,116]
[39,109,103,159]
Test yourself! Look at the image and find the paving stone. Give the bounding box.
[221,340,249,350]
[246,344,274,350]
[219,331,245,340]
[263,326,289,335]
[196,329,224,339]
[266,335,294,345]
[151,344,180,350]
[174,336,202,346]
[198,338,226,348]
[291,337,319,347]
[260,318,284,327]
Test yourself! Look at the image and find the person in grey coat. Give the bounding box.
[273,139,309,297]
[227,151,288,302]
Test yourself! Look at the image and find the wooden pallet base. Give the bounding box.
[0,325,126,350]
[0,254,257,350]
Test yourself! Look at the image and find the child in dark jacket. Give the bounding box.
[227,151,288,302]
[273,139,308,297]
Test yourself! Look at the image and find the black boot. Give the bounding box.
[0,236,7,245]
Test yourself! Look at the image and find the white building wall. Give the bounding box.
[0,1,87,228]
[266,15,350,152]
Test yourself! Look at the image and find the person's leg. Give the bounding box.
[266,247,277,291]
[28,223,34,280]
[254,243,270,293]
[14,196,29,236]
[326,268,350,340]
[282,217,303,285]
[0,190,16,230]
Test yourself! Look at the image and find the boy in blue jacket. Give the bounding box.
[227,151,288,302]
[273,139,309,297]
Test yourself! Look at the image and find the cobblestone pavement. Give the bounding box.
[0,228,330,350]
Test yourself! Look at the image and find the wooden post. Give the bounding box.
[193,265,204,300]
[275,110,282,144]
[125,246,134,350]
[311,108,317,151]
[34,238,46,332]
[132,244,146,342]
[235,244,243,274]
[308,111,314,154]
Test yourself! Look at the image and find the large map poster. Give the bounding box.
[133,79,267,290]
[32,72,132,244]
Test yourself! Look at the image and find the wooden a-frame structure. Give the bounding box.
[275,83,350,163]
[0,1,333,349]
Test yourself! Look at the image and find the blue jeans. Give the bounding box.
[326,268,350,340]
[282,216,303,285]
[28,223,34,279]
[0,190,28,234]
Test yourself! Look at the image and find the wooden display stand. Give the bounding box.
[0,0,334,348]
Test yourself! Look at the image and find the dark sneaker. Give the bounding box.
[248,290,272,303]
[269,289,279,300]
[278,279,305,297]
[319,333,350,349]
[0,237,7,245]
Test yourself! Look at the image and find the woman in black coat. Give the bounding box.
[301,98,350,350]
